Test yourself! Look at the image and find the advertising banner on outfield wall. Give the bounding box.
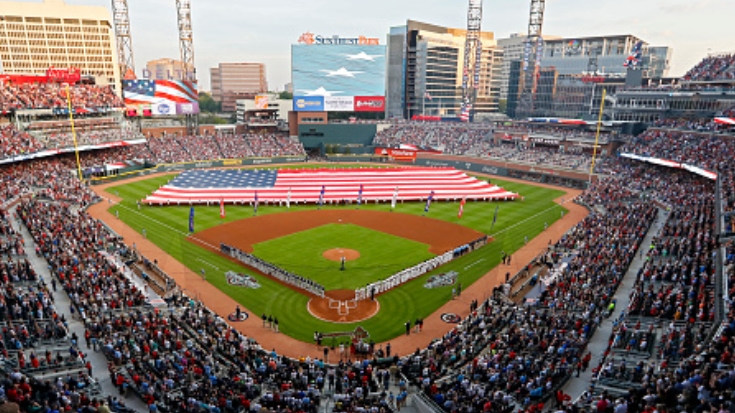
[293,96,325,111]
[354,96,385,112]
[375,147,417,162]
[324,96,354,111]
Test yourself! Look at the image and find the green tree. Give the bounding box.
[498,99,507,114]
[278,91,293,100]
[198,92,221,113]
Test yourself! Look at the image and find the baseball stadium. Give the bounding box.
[0,0,733,412]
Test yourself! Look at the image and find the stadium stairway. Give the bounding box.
[560,207,670,400]
[7,204,149,412]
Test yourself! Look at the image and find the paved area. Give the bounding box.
[560,207,669,400]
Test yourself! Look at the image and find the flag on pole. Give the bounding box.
[286,187,291,208]
[254,191,259,214]
[458,197,466,218]
[424,190,435,213]
[391,187,398,209]
[491,204,499,229]
[318,185,325,207]
[357,184,363,206]
[188,206,195,232]
[219,198,225,219]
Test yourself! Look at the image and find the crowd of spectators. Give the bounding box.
[0,124,45,160]
[486,145,594,172]
[0,83,124,113]
[682,53,735,82]
[242,134,305,158]
[1,109,735,413]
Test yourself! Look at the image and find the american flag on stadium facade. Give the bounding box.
[122,80,198,105]
[143,167,518,205]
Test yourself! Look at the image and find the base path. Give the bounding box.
[87,165,588,360]
[323,249,360,261]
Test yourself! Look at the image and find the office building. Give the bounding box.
[210,62,268,112]
[386,20,504,120]
[0,0,120,86]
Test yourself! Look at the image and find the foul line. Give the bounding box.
[197,258,220,271]
[464,258,486,270]
[113,203,218,251]
[489,203,565,238]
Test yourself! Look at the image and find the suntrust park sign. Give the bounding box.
[297,32,380,45]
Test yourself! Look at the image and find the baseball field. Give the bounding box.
[105,166,567,343]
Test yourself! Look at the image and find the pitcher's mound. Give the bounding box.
[323,248,360,261]
[308,290,379,323]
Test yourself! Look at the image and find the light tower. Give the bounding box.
[460,0,483,122]
[175,0,197,134]
[111,0,135,79]
[518,0,546,118]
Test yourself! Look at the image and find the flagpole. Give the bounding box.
[589,88,606,184]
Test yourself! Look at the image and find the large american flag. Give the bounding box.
[143,167,518,205]
[122,80,198,105]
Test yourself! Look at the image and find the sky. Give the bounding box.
[19,0,735,91]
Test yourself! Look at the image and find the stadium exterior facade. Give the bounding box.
[386,20,503,120]
[503,34,672,119]
[0,0,120,87]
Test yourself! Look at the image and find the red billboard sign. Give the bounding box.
[374,147,417,162]
[354,96,385,112]
[46,66,81,83]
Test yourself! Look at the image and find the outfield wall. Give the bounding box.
[89,156,307,185]
[415,154,593,189]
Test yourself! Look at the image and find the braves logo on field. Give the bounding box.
[228,311,249,322]
[225,271,261,289]
[441,313,462,324]
[424,271,458,289]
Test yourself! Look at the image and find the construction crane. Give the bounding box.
[111,0,135,79]
[518,0,546,118]
[175,0,198,134]
[460,0,483,122]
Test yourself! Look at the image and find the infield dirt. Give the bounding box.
[193,209,485,256]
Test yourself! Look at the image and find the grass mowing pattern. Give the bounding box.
[252,224,434,291]
[106,169,567,344]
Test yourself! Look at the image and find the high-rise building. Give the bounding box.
[145,58,191,81]
[386,20,504,120]
[497,33,562,100]
[209,62,268,112]
[538,35,670,78]
[0,0,120,86]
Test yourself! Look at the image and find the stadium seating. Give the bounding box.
[0,107,733,413]
[0,82,124,113]
[683,53,735,82]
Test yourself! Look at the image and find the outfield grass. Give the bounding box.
[105,167,568,344]
[252,223,434,290]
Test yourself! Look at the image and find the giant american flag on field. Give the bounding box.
[122,80,198,106]
[142,167,518,205]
